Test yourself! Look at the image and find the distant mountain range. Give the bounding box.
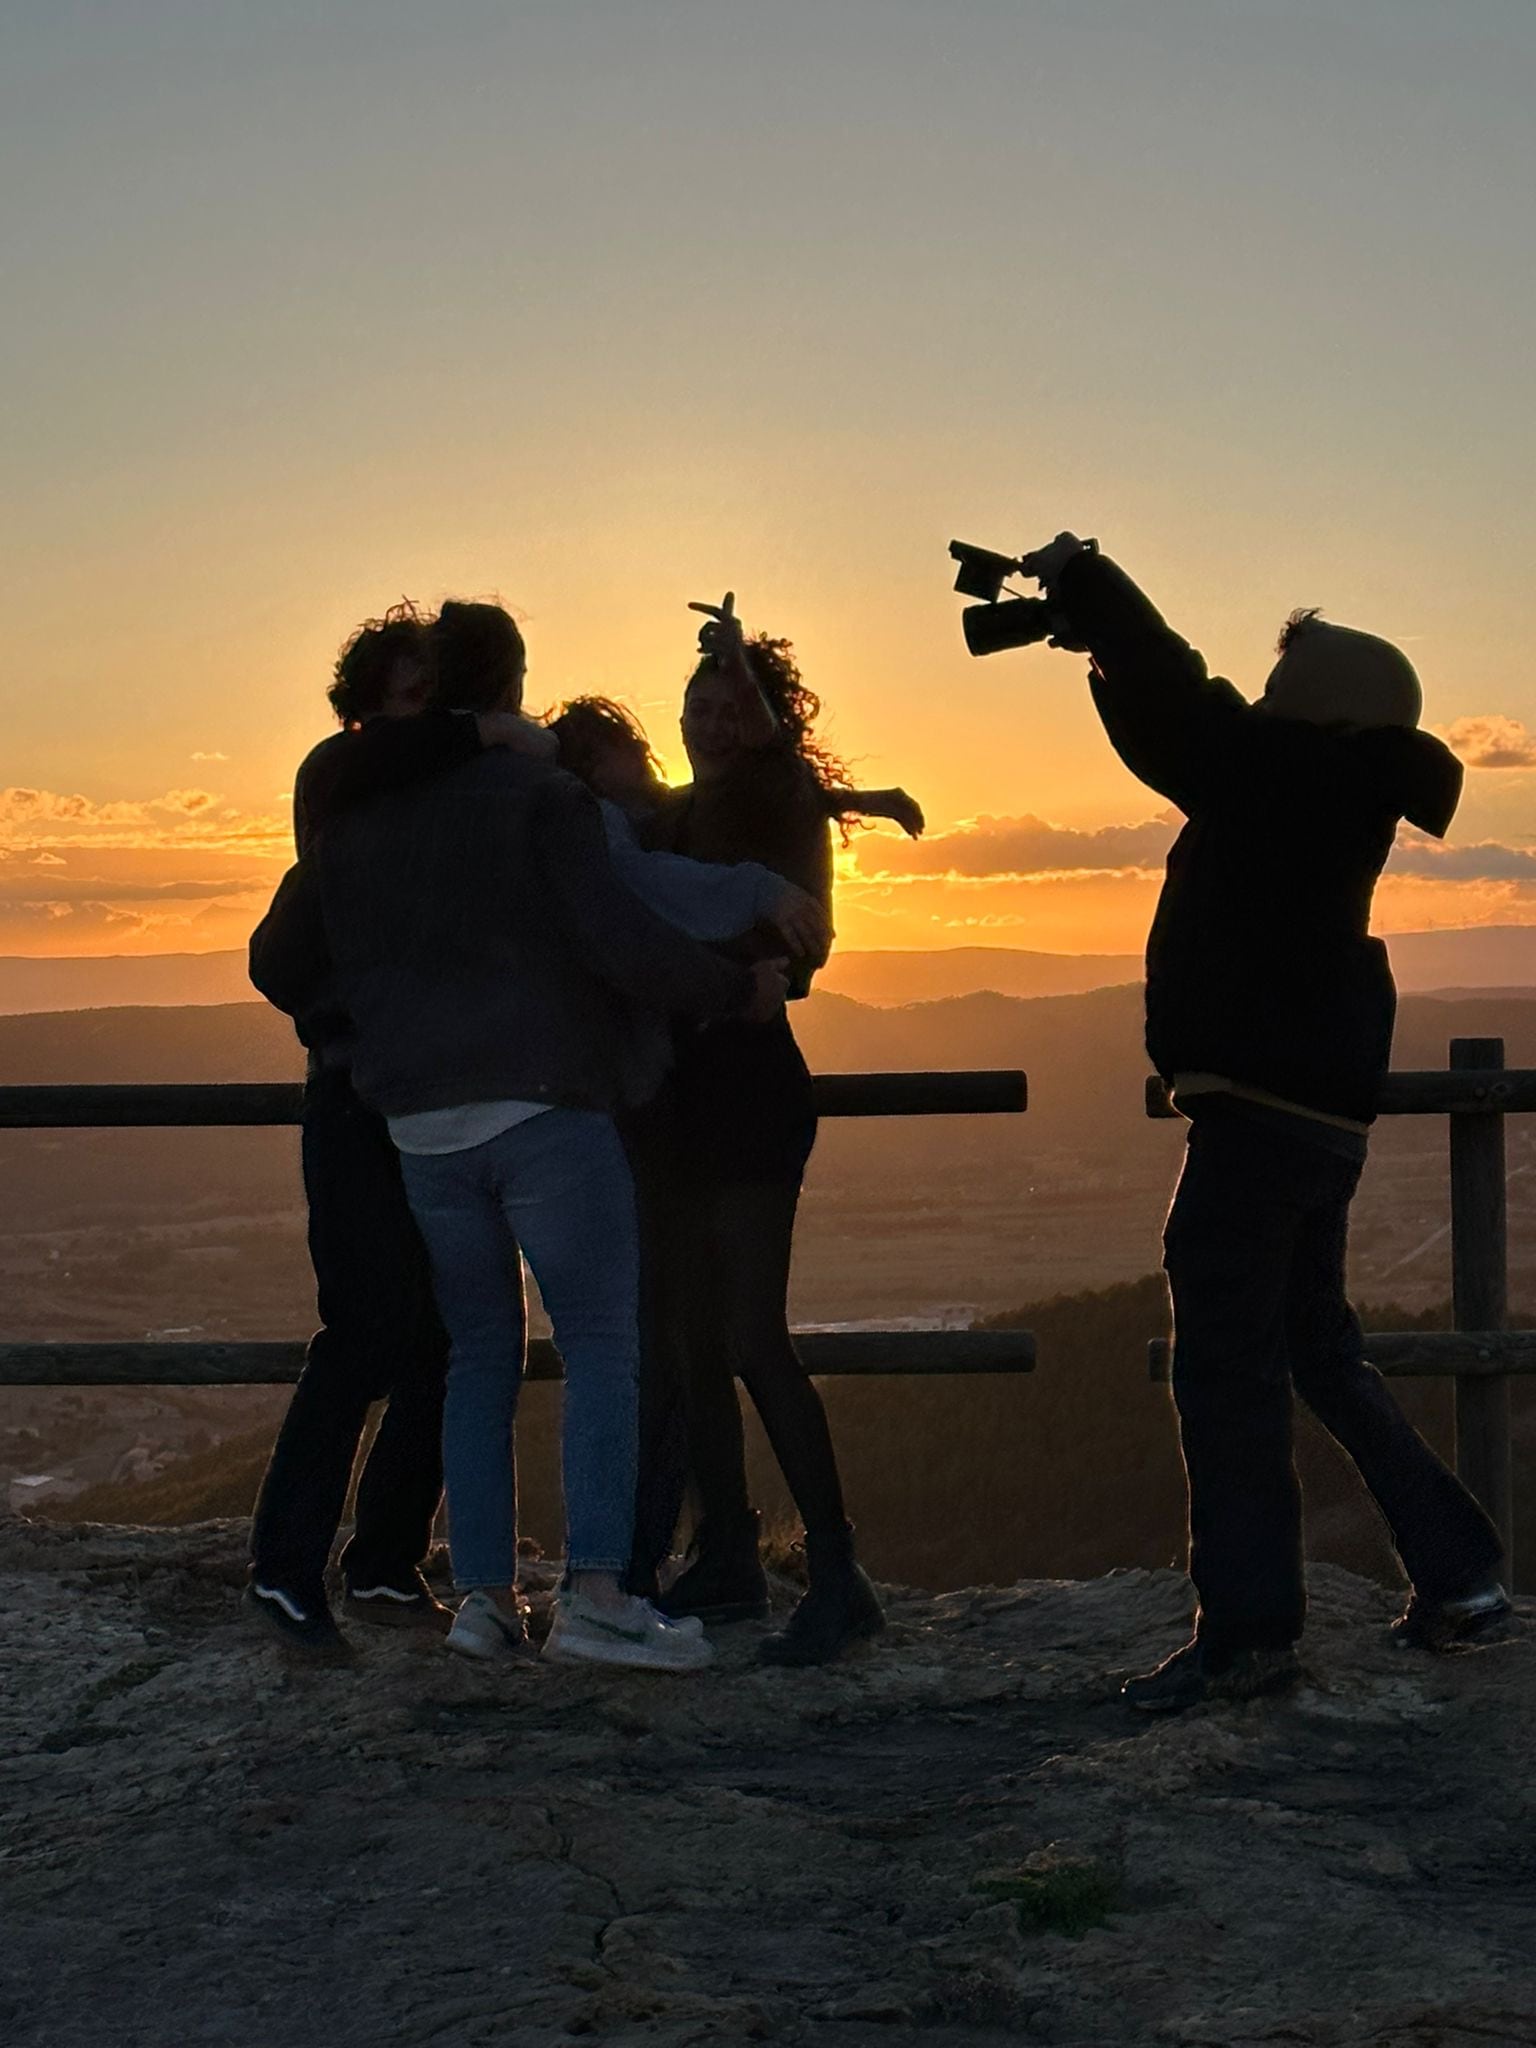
[6,924,1536,1015]
[821,927,1536,1006]
[2,984,1533,1151]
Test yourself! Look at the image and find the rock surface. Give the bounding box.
[3,1516,1534,2048]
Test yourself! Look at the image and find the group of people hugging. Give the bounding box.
[246,534,1511,1712]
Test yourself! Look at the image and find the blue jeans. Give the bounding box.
[399,1109,641,1585]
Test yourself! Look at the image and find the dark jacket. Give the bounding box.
[294,749,751,1117]
[1053,550,1463,1123]
[251,712,485,1061]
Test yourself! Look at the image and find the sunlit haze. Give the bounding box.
[5,0,1535,958]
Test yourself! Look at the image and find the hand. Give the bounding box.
[476,711,560,760]
[1017,532,1089,589]
[880,788,925,838]
[767,882,832,960]
[688,590,747,669]
[742,956,790,1023]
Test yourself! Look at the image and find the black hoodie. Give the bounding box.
[1052,551,1463,1124]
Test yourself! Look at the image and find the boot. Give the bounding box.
[658,1510,770,1625]
[758,1523,884,1667]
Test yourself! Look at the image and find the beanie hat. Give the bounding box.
[1261,611,1422,730]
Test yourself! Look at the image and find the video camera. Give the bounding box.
[947,539,1062,658]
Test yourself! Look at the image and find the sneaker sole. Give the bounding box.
[544,1632,715,1673]
[445,1634,533,1665]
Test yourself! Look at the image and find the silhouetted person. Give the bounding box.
[633,595,914,1666]
[1019,533,1508,1713]
[247,607,520,1649]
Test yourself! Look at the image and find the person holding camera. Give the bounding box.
[997,533,1508,1711]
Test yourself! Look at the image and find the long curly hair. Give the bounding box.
[689,633,853,813]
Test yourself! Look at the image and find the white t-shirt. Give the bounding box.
[388,1099,550,1156]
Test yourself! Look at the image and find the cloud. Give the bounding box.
[191,751,229,762]
[0,874,265,907]
[1389,832,1536,882]
[1439,717,1536,769]
[0,783,288,859]
[850,812,1178,881]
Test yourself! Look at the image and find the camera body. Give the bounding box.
[948,539,1058,658]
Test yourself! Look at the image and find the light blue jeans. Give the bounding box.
[398,1109,640,1585]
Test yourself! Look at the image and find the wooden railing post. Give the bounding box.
[1448,1037,1513,1562]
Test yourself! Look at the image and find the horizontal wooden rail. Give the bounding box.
[0,1329,1034,1389]
[0,1071,1026,1130]
[1145,1071,1536,1119]
[1148,1332,1536,1384]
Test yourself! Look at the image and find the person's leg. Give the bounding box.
[1286,1184,1504,1601]
[397,1147,527,1595]
[619,1095,692,1595]
[703,1177,848,1537]
[491,1109,640,1581]
[250,1068,441,1614]
[1163,1113,1311,1655]
[692,1173,880,1666]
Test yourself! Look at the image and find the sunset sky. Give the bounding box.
[5,0,1535,958]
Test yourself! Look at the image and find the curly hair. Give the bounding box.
[1276,606,1325,655]
[328,601,429,726]
[688,633,854,807]
[548,695,662,786]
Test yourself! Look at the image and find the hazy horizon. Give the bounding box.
[6,1,1535,960]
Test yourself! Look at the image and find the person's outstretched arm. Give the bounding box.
[828,787,925,837]
[1026,536,1250,814]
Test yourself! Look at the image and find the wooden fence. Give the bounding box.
[3,1047,1529,1575]
[0,1070,1035,1391]
[1148,1037,1536,1568]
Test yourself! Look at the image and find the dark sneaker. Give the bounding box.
[1392,1579,1512,1653]
[659,1512,770,1626]
[343,1570,454,1635]
[245,1580,351,1657]
[1122,1638,1301,1714]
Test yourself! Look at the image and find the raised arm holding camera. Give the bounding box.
[953,532,1509,1710]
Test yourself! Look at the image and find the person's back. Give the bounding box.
[1066,549,1462,1122]
[319,748,650,1119]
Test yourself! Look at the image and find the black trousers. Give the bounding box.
[1164,1100,1503,1652]
[629,1018,847,1579]
[250,1067,448,1602]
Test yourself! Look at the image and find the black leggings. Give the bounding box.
[680,1173,847,1538]
[631,1017,848,1561]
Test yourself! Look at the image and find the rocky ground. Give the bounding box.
[3,1517,1534,2048]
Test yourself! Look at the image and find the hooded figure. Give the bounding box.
[1024,537,1505,1715]
[1056,561,1461,1125]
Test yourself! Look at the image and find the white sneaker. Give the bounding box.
[446,1589,534,1664]
[544,1591,715,1672]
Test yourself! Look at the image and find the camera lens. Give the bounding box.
[961,597,1055,658]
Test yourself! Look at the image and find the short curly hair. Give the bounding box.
[328,602,429,726]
